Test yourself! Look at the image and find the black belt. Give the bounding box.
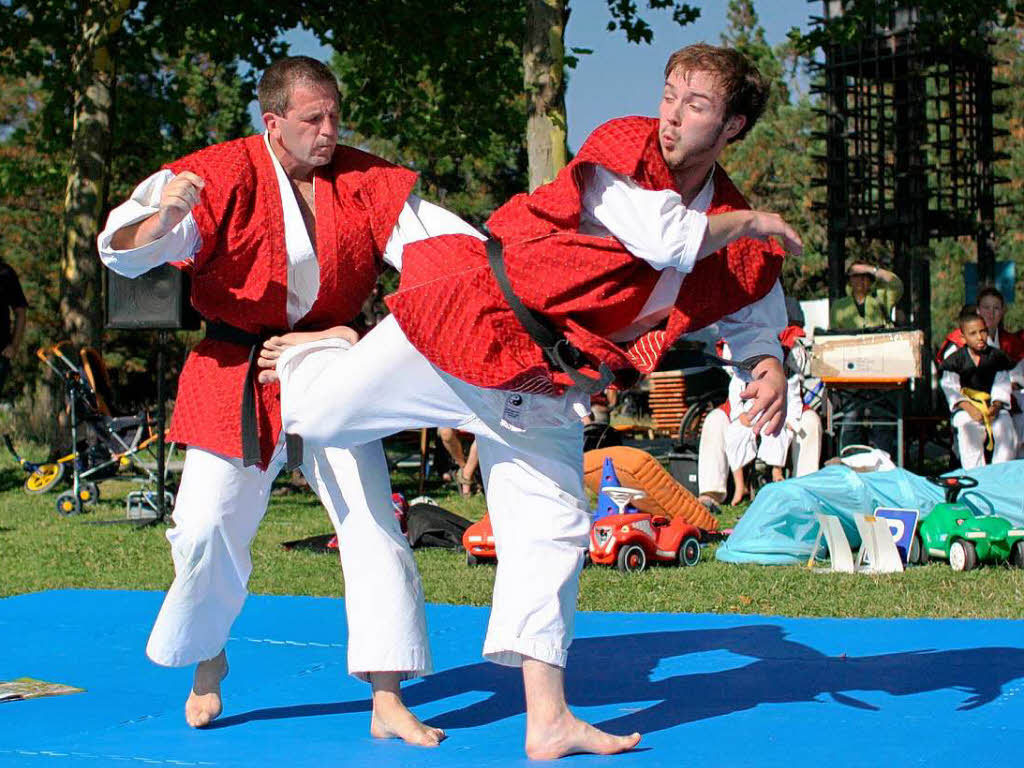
[205,321,303,470]
[485,239,613,395]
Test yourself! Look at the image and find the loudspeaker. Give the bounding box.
[667,450,700,497]
[105,264,201,331]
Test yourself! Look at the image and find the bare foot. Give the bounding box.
[525,709,640,760]
[185,650,228,728]
[369,673,445,747]
[729,486,747,506]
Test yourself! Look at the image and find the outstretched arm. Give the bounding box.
[579,165,802,277]
[700,210,802,259]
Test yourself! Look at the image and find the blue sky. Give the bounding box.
[265,0,817,150]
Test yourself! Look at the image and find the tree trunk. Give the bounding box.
[524,0,568,191]
[62,0,131,347]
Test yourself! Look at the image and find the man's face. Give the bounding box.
[848,273,873,296]
[977,295,1005,334]
[963,318,989,353]
[658,68,743,172]
[264,81,339,172]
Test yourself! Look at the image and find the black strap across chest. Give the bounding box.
[484,238,613,395]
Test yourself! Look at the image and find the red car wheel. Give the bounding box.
[617,544,647,573]
[677,536,701,567]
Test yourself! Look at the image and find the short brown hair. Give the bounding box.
[258,56,339,116]
[663,43,769,143]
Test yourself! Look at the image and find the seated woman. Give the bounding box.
[939,307,1018,469]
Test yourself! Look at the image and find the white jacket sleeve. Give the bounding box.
[940,370,965,411]
[97,170,200,278]
[382,194,486,271]
[992,370,1013,405]
[579,164,707,274]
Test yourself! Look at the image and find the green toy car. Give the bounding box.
[909,475,1024,571]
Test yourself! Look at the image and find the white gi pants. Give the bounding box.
[952,409,1018,470]
[278,315,591,669]
[146,436,430,681]
[699,408,822,499]
[724,419,793,470]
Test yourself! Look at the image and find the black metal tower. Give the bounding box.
[810,1,1007,357]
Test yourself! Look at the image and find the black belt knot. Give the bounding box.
[205,320,303,470]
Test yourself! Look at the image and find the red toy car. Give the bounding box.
[590,510,702,573]
[463,514,496,565]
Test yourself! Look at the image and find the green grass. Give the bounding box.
[1,451,1023,620]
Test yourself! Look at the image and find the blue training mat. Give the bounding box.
[717,459,1024,565]
[2,590,1023,766]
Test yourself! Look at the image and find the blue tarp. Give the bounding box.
[715,460,1024,565]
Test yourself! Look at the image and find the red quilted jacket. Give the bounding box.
[387,116,784,393]
[165,135,416,466]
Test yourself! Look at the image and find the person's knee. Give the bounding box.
[169,512,229,555]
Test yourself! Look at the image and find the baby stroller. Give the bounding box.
[4,342,175,517]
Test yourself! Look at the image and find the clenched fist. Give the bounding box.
[154,172,205,237]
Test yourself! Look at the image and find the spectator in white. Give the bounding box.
[698,323,821,507]
[723,330,810,502]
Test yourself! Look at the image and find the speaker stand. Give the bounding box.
[134,330,171,528]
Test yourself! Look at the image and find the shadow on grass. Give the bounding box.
[208,625,1024,734]
[0,466,27,493]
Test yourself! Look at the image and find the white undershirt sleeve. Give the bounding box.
[97,169,200,278]
[579,164,707,274]
[382,195,486,271]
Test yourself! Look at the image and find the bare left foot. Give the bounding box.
[369,673,445,747]
[184,650,228,728]
[525,708,640,760]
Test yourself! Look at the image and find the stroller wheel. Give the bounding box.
[55,490,81,517]
[78,481,100,505]
[26,463,65,494]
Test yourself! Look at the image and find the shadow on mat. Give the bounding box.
[210,625,1024,734]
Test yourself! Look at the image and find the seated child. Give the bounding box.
[939,307,1018,469]
[723,333,806,504]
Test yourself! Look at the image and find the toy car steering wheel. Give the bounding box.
[928,474,979,503]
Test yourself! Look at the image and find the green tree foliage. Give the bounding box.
[307,0,528,224]
[0,2,289,434]
[791,1,1023,343]
[928,25,1024,342]
[308,1,701,216]
[718,0,828,300]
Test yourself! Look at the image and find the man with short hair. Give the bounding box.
[267,43,800,759]
[98,56,445,745]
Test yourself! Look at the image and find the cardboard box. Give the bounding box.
[810,330,924,379]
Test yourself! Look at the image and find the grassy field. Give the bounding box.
[1,448,1023,620]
